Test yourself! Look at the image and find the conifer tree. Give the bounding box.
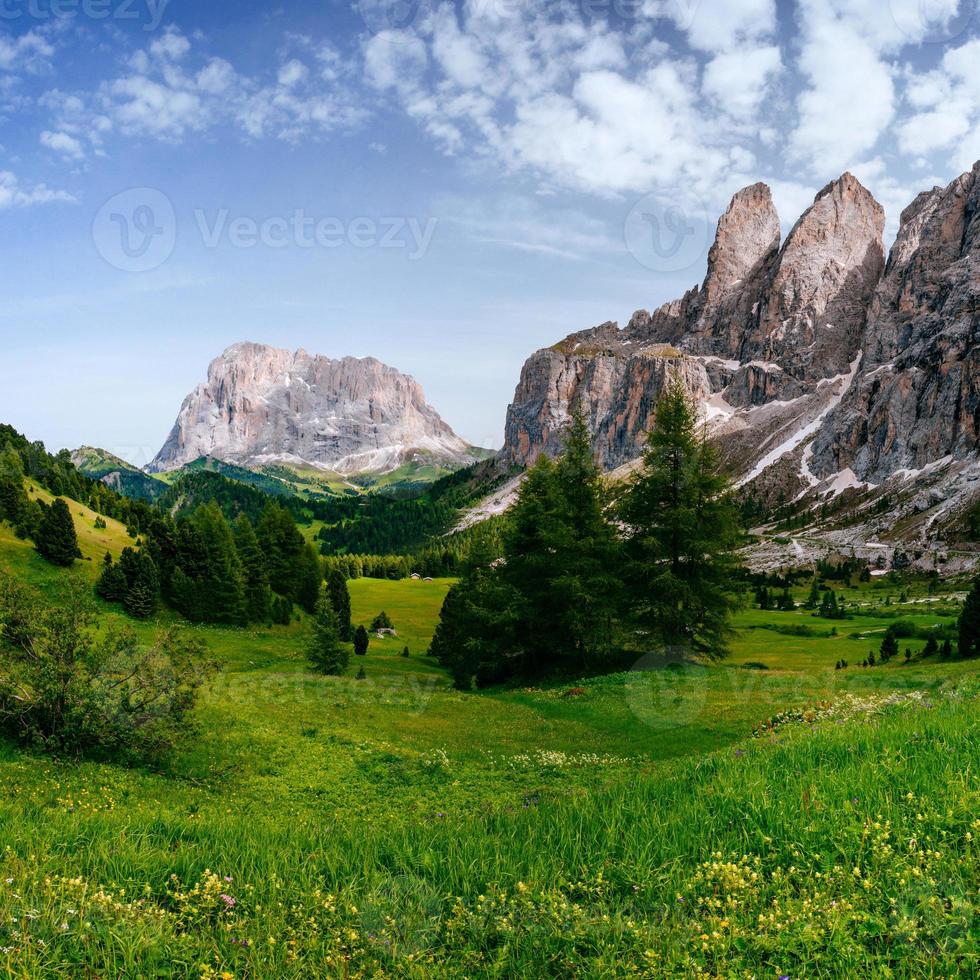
[326,568,352,640]
[618,384,740,659]
[296,544,323,615]
[958,573,980,658]
[35,498,79,567]
[307,586,350,675]
[257,503,306,601]
[95,552,128,603]
[234,515,272,624]
[354,624,370,656]
[189,503,246,624]
[547,412,623,667]
[123,550,160,619]
[880,628,899,662]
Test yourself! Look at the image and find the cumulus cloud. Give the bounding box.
[0,171,75,209]
[40,130,85,159]
[789,13,895,175]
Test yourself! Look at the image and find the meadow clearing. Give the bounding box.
[1,503,979,976]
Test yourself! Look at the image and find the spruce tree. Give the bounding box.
[257,503,305,601]
[35,498,79,567]
[958,574,980,658]
[189,503,246,625]
[354,624,370,656]
[234,515,272,624]
[307,586,350,675]
[296,544,323,615]
[95,553,128,603]
[123,551,160,619]
[618,384,740,659]
[880,628,899,662]
[326,568,352,640]
[547,412,623,668]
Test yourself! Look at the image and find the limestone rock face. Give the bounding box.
[149,342,477,475]
[502,173,885,477]
[811,162,980,483]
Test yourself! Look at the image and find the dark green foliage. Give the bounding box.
[353,625,369,656]
[234,515,272,624]
[326,569,352,641]
[818,588,846,620]
[922,635,939,657]
[96,552,128,603]
[0,582,213,759]
[272,594,293,626]
[401,646,410,658]
[370,610,394,631]
[958,574,980,658]
[879,629,899,662]
[35,498,80,567]
[295,544,323,615]
[97,549,161,619]
[431,414,625,686]
[170,504,246,624]
[618,385,740,659]
[307,587,350,675]
[257,503,307,603]
[355,666,367,680]
[941,638,953,659]
[429,566,521,688]
[315,461,506,557]
[121,549,160,620]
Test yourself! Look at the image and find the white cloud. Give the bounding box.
[0,28,55,74]
[789,15,895,175]
[0,171,75,209]
[40,130,84,159]
[278,59,310,88]
[655,0,778,53]
[702,44,781,119]
[899,38,980,160]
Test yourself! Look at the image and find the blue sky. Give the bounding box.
[1,0,979,463]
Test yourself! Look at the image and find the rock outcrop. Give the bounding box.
[502,173,886,477]
[149,342,479,475]
[811,162,980,483]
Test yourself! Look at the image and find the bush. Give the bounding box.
[370,611,394,631]
[0,582,215,760]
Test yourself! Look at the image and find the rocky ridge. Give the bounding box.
[497,164,980,566]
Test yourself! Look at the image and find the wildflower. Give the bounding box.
[219,894,236,908]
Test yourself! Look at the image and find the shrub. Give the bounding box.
[370,611,394,631]
[0,583,214,760]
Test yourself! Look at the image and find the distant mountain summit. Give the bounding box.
[149,342,481,476]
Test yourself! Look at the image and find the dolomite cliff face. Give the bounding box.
[149,343,478,475]
[502,173,886,477]
[811,162,980,484]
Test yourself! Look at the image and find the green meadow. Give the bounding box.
[1,501,980,976]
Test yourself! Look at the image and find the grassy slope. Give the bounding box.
[1,497,980,974]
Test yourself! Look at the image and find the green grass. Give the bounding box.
[2,504,980,975]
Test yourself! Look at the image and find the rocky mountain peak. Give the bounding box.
[149,342,479,476]
[702,181,781,307]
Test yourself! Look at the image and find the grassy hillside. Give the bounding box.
[1,497,979,975]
